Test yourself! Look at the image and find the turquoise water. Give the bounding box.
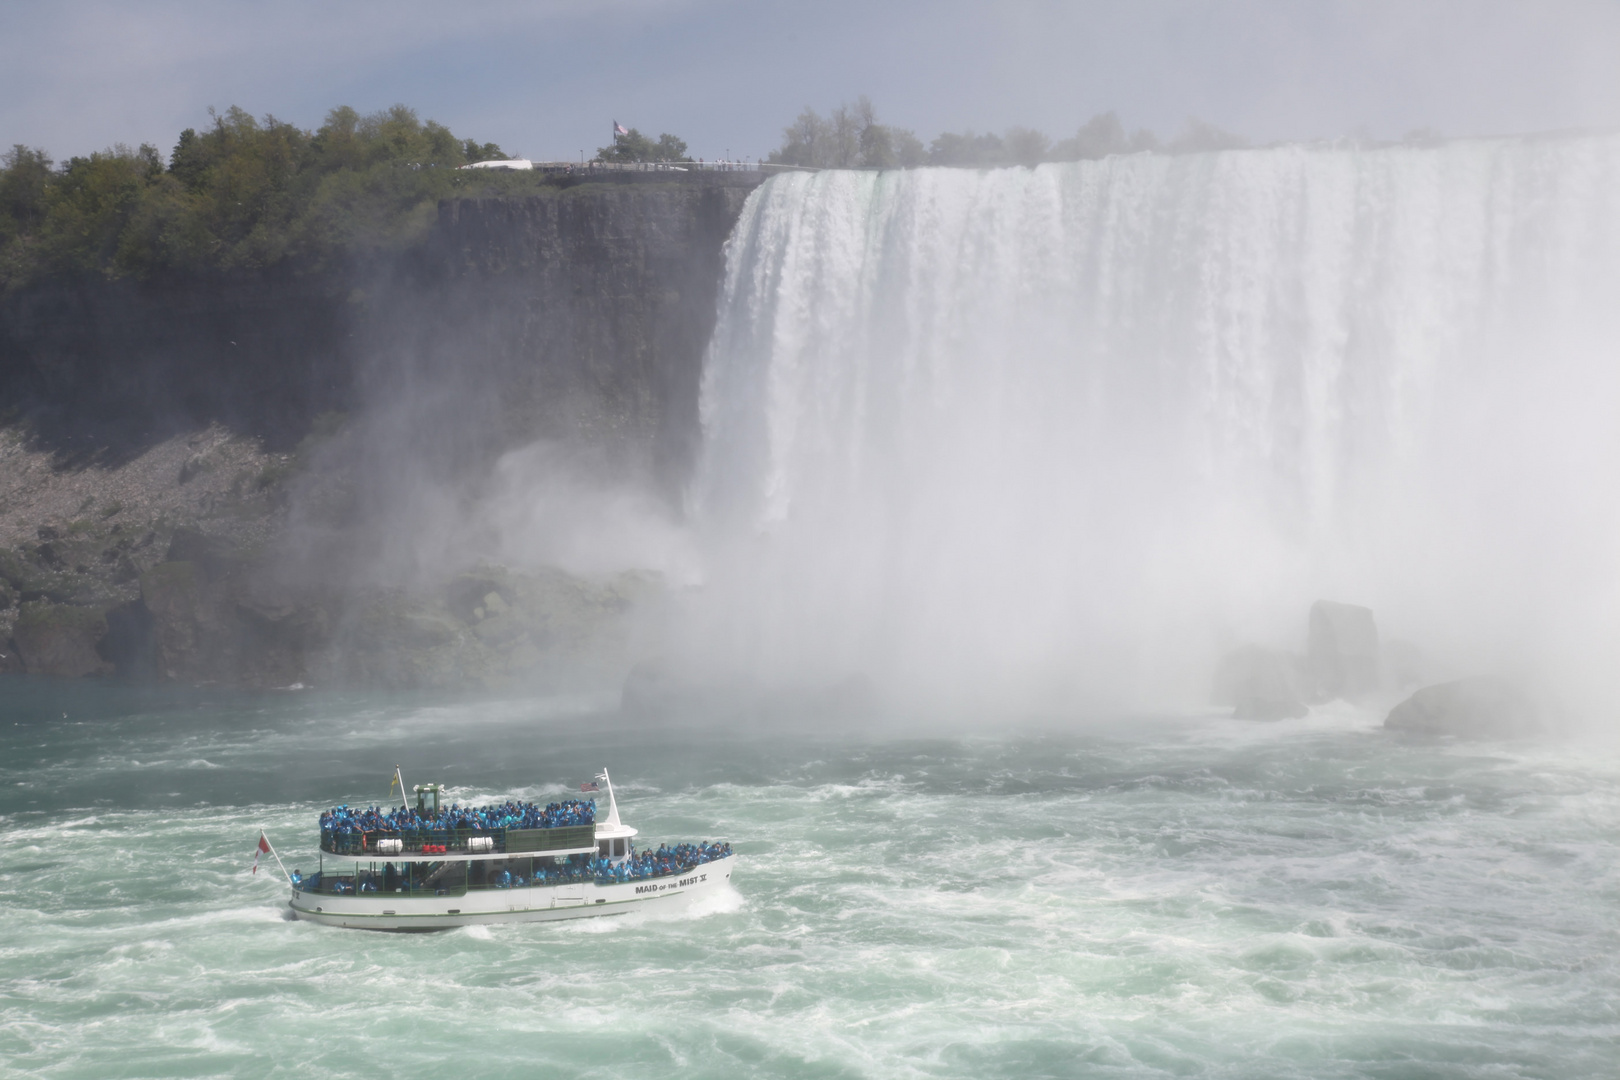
[1,678,1617,1079]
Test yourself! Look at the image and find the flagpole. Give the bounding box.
[259,831,293,883]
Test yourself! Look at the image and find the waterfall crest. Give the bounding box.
[687,138,1620,710]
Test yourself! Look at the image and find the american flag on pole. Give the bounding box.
[614,121,629,137]
[580,780,600,792]
[252,832,270,874]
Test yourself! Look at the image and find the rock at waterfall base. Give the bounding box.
[1212,645,1309,720]
[1307,599,1379,700]
[1383,677,1542,739]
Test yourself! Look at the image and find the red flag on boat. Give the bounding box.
[252,832,270,874]
[580,781,600,792]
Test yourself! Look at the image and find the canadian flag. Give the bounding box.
[252,832,270,874]
[614,121,630,137]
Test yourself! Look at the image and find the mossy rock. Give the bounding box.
[0,546,107,605]
[140,561,202,611]
[351,594,463,649]
[0,548,48,593]
[14,601,111,677]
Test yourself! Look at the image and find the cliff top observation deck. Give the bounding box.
[449,158,798,193]
[462,158,803,176]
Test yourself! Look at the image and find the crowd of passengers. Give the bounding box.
[296,840,733,894]
[469,841,735,893]
[319,798,595,843]
[593,842,732,885]
[478,841,734,889]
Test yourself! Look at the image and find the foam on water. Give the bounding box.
[3,685,1616,1078]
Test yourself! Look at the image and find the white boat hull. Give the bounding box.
[286,855,737,931]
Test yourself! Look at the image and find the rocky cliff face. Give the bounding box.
[0,172,766,689]
[394,174,759,495]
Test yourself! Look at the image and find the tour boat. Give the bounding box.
[277,769,736,931]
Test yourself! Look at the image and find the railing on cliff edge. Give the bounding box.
[512,160,821,175]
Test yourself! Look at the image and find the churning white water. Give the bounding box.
[687,138,1620,712]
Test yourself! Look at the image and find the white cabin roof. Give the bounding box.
[458,158,533,170]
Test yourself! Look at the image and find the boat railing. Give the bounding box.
[319,823,596,856]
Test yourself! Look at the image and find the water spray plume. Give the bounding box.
[679,137,1620,717]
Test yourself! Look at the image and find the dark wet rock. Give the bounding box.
[1213,644,1309,720]
[359,599,463,650]
[230,590,331,687]
[99,599,155,678]
[13,600,112,677]
[139,560,206,680]
[472,611,526,647]
[164,527,250,576]
[1383,677,1543,738]
[1307,599,1379,700]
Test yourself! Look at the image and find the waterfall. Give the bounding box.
[686,137,1620,711]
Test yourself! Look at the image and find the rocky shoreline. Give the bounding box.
[0,419,655,690]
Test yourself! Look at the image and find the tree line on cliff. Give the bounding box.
[0,105,532,292]
[0,98,1248,291]
[766,97,1248,169]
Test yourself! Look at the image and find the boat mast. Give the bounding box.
[599,768,621,827]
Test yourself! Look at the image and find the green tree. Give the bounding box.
[36,144,163,277]
[0,146,52,239]
[928,131,1006,166]
[1003,127,1051,167]
[0,102,530,291]
[1050,112,1131,160]
[769,97,922,169]
[595,128,688,163]
[770,108,831,167]
[462,139,507,163]
[1166,118,1247,153]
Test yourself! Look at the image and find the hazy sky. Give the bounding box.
[4,0,1619,162]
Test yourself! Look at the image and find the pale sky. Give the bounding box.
[4,0,1619,163]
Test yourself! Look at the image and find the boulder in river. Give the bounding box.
[1307,600,1379,700]
[1383,677,1543,739]
[1212,645,1309,720]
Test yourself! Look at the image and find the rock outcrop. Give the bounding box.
[1383,677,1543,738]
[1211,645,1309,720]
[12,601,112,677]
[1306,599,1379,700]
[1214,598,1383,719]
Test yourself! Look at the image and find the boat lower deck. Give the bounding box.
[287,854,736,931]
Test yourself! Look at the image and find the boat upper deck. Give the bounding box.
[320,798,596,857]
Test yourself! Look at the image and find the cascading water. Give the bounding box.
[686,137,1620,712]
